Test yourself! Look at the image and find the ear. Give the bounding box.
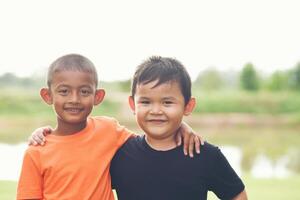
[94,89,105,105]
[184,97,196,116]
[128,96,136,113]
[40,88,53,105]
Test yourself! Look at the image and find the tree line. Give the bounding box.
[194,62,300,91]
[1,62,300,92]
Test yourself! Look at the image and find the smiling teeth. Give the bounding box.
[66,108,81,112]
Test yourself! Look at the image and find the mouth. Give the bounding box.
[64,107,84,114]
[147,119,167,123]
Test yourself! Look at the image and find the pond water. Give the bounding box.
[0,143,27,180]
[0,143,293,181]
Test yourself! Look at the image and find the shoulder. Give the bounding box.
[89,116,133,145]
[191,141,226,165]
[113,135,144,156]
[21,146,44,164]
[25,139,59,158]
[90,116,119,124]
[25,145,43,155]
[89,116,124,131]
[200,141,222,155]
[117,135,143,149]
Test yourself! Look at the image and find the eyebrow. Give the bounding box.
[55,84,69,87]
[137,96,150,100]
[161,97,177,101]
[55,84,93,89]
[137,96,177,101]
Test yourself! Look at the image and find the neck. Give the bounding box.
[145,134,177,151]
[53,119,87,136]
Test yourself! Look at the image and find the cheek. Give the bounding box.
[167,109,185,122]
[81,96,96,104]
[167,106,184,115]
[135,105,147,114]
[52,95,65,103]
[135,109,147,121]
[136,111,145,119]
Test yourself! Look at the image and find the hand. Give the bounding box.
[175,121,205,158]
[28,126,53,146]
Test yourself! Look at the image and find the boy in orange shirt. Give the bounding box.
[17,54,201,200]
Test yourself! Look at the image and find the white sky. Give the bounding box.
[0,0,299,81]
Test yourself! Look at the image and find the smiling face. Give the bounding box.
[40,70,105,135]
[129,80,195,146]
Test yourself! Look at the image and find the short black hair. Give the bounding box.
[131,56,192,105]
[47,54,98,87]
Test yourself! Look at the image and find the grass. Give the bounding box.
[3,175,300,200]
[192,90,300,114]
[242,174,300,200]
[207,174,300,200]
[0,181,16,200]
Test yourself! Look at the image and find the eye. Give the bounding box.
[58,89,68,96]
[80,89,92,96]
[163,101,174,106]
[139,100,150,104]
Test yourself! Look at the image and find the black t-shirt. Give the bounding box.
[110,135,244,200]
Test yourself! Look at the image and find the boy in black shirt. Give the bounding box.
[110,56,248,200]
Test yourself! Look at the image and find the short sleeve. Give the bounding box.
[112,118,135,147]
[207,147,245,200]
[17,149,43,199]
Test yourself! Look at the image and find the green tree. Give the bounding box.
[194,68,223,90]
[0,73,18,86]
[266,70,288,91]
[240,63,259,91]
[288,62,300,91]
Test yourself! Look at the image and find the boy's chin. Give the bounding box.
[58,116,88,124]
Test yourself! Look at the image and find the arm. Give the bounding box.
[28,121,204,158]
[175,121,205,157]
[232,190,248,200]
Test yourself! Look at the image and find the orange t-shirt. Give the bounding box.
[17,116,133,200]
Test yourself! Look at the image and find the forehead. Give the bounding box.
[51,70,96,87]
[136,80,183,96]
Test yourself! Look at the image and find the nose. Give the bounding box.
[68,91,80,103]
[150,104,163,114]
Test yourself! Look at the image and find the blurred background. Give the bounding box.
[1,0,300,199]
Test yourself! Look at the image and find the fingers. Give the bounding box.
[28,135,39,146]
[198,134,205,146]
[28,126,52,146]
[43,126,53,135]
[175,130,182,146]
[194,136,201,154]
[187,135,203,157]
[33,133,45,145]
[183,133,190,156]
[188,136,194,158]
[37,132,46,145]
[33,128,46,145]
[190,135,204,156]
[27,136,36,146]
